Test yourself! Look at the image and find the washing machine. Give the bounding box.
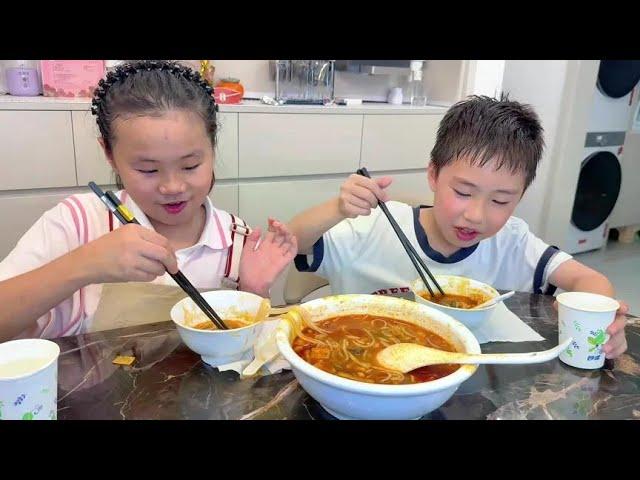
[565,60,640,254]
[566,133,623,254]
[587,60,640,132]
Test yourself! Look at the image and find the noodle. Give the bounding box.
[292,314,459,385]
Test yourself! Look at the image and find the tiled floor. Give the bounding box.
[574,236,640,315]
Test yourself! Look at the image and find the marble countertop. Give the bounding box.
[54,292,640,420]
[0,95,449,115]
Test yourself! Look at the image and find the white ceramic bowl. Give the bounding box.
[170,290,267,367]
[275,294,480,420]
[411,275,499,331]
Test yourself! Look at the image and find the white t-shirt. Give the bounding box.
[295,201,572,296]
[0,191,238,339]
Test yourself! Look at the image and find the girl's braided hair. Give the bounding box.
[91,60,218,154]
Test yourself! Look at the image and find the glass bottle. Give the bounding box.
[409,60,427,106]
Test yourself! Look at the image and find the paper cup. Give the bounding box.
[0,339,60,420]
[557,292,619,369]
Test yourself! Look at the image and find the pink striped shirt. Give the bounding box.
[0,191,236,339]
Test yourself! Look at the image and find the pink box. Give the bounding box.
[40,60,105,97]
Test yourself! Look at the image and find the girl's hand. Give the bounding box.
[239,218,298,297]
[81,224,178,283]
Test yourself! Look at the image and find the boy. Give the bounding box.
[289,95,627,359]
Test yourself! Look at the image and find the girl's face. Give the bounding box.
[104,110,214,228]
[427,157,525,250]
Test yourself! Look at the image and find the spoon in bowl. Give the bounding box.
[473,290,515,309]
[377,337,572,373]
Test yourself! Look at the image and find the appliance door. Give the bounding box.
[597,60,640,99]
[571,151,622,231]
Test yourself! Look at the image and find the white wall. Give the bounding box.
[500,60,570,236]
[471,60,505,97]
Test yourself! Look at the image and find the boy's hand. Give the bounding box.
[239,218,298,298]
[82,224,178,283]
[553,298,628,359]
[338,174,393,218]
[603,300,628,359]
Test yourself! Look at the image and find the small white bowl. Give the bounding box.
[276,294,480,420]
[410,275,499,331]
[170,290,267,367]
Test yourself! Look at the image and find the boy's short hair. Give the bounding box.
[430,94,545,191]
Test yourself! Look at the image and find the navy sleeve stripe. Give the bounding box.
[533,245,560,295]
[294,237,324,273]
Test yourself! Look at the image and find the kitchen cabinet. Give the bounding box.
[0,189,77,257]
[361,114,443,170]
[0,111,76,190]
[239,113,362,177]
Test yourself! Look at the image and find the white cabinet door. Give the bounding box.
[383,169,434,206]
[73,110,112,186]
[360,114,443,170]
[0,190,78,260]
[215,112,238,180]
[238,113,363,177]
[0,111,76,190]
[209,182,238,216]
[238,177,346,230]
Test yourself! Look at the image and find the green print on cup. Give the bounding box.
[588,329,606,353]
[22,412,34,420]
[573,321,582,332]
[565,347,574,358]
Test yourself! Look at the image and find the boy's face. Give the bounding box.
[428,157,526,248]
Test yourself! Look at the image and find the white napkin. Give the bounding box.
[216,319,291,376]
[471,302,545,344]
[214,302,546,376]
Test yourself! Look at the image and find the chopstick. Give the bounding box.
[88,182,229,330]
[355,168,445,297]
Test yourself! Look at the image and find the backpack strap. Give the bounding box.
[221,213,252,290]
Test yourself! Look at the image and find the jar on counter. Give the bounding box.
[214,77,244,104]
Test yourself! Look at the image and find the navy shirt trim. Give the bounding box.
[533,245,560,295]
[294,236,324,273]
[413,206,479,264]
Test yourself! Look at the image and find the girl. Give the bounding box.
[0,60,297,341]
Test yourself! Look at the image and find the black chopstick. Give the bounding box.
[355,168,445,297]
[88,182,229,330]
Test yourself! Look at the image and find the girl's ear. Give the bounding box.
[98,138,117,172]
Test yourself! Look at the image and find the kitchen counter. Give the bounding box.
[0,95,450,115]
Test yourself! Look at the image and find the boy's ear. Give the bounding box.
[427,163,438,192]
[98,138,117,172]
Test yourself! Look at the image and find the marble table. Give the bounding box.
[54,292,640,420]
